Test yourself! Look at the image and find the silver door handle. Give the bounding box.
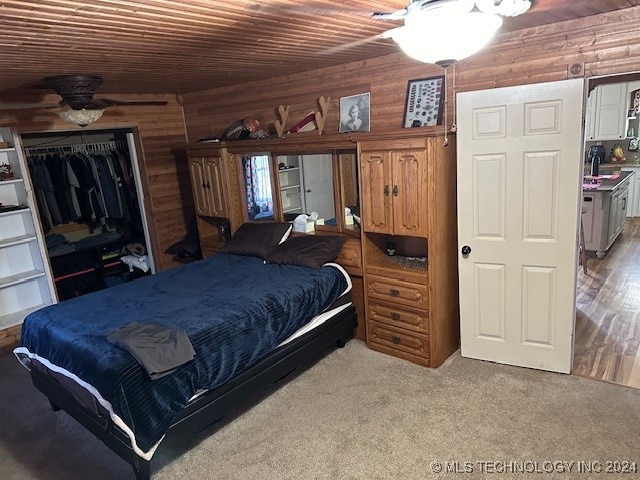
[306,189,311,193]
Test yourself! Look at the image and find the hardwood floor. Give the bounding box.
[573,218,640,388]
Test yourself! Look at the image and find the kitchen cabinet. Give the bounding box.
[359,134,459,368]
[621,167,638,217]
[586,83,627,141]
[584,90,596,141]
[359,146,428,237]
[634,172,640,217]
[0,127,56,334]
[583,172,631,258]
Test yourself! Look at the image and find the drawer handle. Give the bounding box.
[390,288,400,297]
[391,336,402,345]
[390,312,401,321]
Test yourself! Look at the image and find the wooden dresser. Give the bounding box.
[358,133,459,367]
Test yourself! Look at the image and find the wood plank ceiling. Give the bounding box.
[1,0,640,99]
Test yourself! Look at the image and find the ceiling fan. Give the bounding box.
[1,74,169,126]
[37,74,168,110]
[370,0,531,21]
[1,74,169,111]
[292,0,533,64]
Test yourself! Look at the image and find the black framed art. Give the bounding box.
[403,76,445,128]
[339,93,371,133]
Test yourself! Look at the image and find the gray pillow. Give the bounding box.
[219,222,292,259]
[265,235,346,269]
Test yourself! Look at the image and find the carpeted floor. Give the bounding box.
[1,340,639,479]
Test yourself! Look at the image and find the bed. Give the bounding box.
[14,223,357,479]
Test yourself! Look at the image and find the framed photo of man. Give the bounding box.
[403,76,445,128]
[339,93,370,133]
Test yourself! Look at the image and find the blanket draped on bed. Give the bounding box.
[15,253,349,456]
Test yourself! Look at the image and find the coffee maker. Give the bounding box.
[587,144,605,176]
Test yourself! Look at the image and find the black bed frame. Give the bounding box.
[29,306,357,480]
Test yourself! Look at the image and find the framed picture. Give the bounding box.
[403,76,445,128]
[339,93,370,133]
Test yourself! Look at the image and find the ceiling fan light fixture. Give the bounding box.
[391,11,502,66]
[57,108,105,127]
[475,0,531,17]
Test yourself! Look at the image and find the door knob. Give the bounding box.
[461,245,471,257]
[306,188,312,193]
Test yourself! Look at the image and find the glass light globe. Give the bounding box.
[391,11,503,66]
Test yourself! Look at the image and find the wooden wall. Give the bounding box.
[0,94,190,271]
[182,7,640,142]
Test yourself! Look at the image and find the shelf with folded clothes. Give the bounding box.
[47,231,150,301]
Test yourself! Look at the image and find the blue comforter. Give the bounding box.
[16,253,349,456]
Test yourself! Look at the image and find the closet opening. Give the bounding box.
[20,128,155,302]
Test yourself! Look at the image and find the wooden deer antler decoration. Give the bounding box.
[274,105,289,137]
[314,96,331,135]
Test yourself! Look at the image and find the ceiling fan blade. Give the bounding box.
[319,34,388,55]
[108,100,169,107]
[0,102,61,110]
[371,9,408,21]
[249,3,375,18]
[59,99,169,109]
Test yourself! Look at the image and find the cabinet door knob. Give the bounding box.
[384,185,390,196]
[201,182,206,189]
[392,185,398,196]
[391,336,402,345]
[306,188,312,193]
[390,288,400,297]
[390,312,401,321]
[461,245,471,257]
[206,181,211,189]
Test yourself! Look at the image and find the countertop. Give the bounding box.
[596,161,640,170]
[583,170,634,192]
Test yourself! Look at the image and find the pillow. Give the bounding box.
[219,222,292,259]
[266,235,346,269]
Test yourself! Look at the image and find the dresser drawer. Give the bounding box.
[367,321,430,365]
[335,237,362,276]
[367,300,428,333]
[366,274,428,310]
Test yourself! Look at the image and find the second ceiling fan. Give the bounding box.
[41,74,168,110]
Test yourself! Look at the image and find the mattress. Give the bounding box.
[15,254,351,459]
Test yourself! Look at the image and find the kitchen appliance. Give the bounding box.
[587,144,605,176]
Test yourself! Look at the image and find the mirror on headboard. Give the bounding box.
[240,154,275,222]
[338,151,360,234]
[275,153,339,228]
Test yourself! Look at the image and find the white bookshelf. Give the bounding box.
[277,155,305,216]
[0,127,56,330]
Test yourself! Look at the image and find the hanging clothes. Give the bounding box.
[24,142,139,233]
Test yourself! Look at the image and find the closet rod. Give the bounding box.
[24,140,127,155]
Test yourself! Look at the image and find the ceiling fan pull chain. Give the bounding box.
[450,62,458,134]
[443,64,449,147]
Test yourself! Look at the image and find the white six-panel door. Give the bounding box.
[457,79,584,373]
[302,154,335,220]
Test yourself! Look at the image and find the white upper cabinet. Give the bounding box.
[586,83,628,141]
